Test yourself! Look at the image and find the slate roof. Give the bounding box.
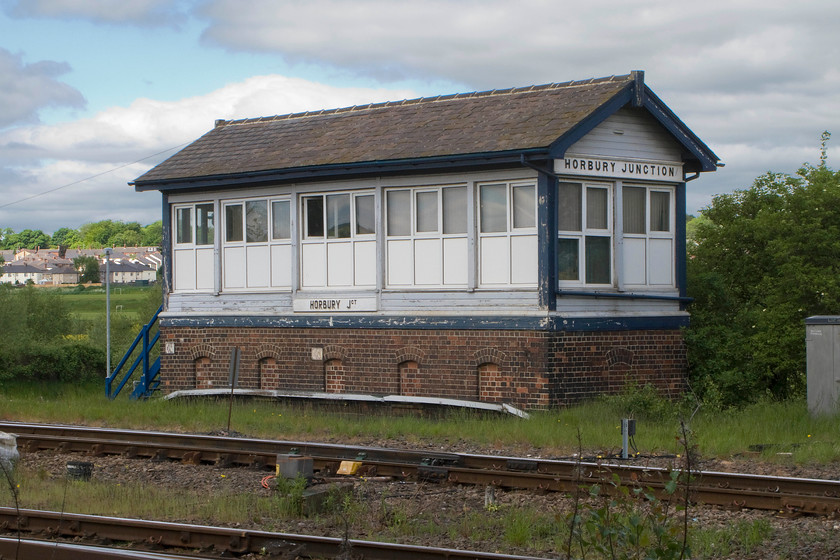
[133,72,717,189]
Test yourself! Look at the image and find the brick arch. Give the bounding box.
[188,344,215,361]
[472,347,508,368]
[394,346,425,366]
[606,347,635,367]
[322,345,348,363]
[254,344,283,362]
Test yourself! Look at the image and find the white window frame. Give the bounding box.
[557,181,614,287]
[299,190,376,289]
[384,184,469,288]
[222,196,292,290]
[620,184,676,288]
[171,201,215,292]
[476,180,538,287]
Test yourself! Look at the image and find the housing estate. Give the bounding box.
[0,247,160,285]
[132,71,719,409]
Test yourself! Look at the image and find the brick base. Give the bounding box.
[159,327,687,410]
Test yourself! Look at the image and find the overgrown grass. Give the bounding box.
[0,381,838,463]
[50,285,157,321]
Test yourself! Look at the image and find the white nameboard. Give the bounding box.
[555,156,683,182]
[294,297,377,313]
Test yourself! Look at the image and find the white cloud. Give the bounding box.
[0,48,85,129]
[0,74,417,232]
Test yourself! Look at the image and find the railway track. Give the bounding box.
[2,421,839,516]
[0,508,548,560]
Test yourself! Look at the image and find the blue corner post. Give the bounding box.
[106,305,163,400]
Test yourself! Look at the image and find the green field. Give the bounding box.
[47,285,160,321]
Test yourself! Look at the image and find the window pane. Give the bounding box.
[585,236,611,284]
[387,190,411,236]
[557,238,579,281]
[558,182,582,231]
[225,204,243,242]
[442,186,467,234]
[480,184,507,233]
[304,196,324,238]
[512,185,535,229]
[355,195,375,235]
[586,188,608,230]
[650,191,671,232]
[272,200,290,240]
[622,187,645,234]
[246,200,268,243]
[416,191,438,233]
[176,207,192,244]
[195,203,214,245]
[327,194,351,238]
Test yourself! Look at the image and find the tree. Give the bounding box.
[15,229,51,249]
[51,227,82,249]
[686,133,840,405]
[0,228,15,250]
[141,221,163,247]
[74,255,101,283]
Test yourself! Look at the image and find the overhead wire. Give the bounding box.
[0,141,191,210]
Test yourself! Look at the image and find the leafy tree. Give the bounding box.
[74,255,101,283]
[686,132,840,405]
[79,220,119,248]
[15,229,51,249]
[141,221,163,247]
[51,227,82,249]
[0,228,15,250]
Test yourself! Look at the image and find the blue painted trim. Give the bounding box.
[641,90,719,172]
[556,290,693,303]
[676,182,688,306]
[548,88,633,158]
[537,170,557,310]
[161,313,687,332]
[161,193,172,300]
[133,149,548,192]
[557,315,689,331]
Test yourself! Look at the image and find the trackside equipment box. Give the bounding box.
[806,316,840,416]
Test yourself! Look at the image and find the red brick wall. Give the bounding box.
[158,326,686,409]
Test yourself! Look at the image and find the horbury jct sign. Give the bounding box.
[293,297,378,313]
[555,156,682,182]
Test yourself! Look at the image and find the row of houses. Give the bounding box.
[0,247,161,285]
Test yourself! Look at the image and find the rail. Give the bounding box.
[0,508,548,560]
[3,421,840,516]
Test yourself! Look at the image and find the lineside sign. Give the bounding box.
[293,297,377,313]
[555,156,683,182]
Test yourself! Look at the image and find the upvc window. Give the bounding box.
[172,202,215,292]
[385,185,467,287]
[621,185,674,286]
[222,197,291,290]
[477,181,537,286]
[557,182,612,285]
[300,191,375,288]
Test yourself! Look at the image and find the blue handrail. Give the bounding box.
[106,305,163,400]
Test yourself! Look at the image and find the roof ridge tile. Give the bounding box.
[215,73,633,127]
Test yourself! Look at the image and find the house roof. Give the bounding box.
[133,71,718,191]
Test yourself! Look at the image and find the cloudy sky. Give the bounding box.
[1,0,838,234]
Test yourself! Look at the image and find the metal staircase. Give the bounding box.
[106,305,162,400]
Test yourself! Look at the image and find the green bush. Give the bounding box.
[0,342,105,383]
[687,143,840,406]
